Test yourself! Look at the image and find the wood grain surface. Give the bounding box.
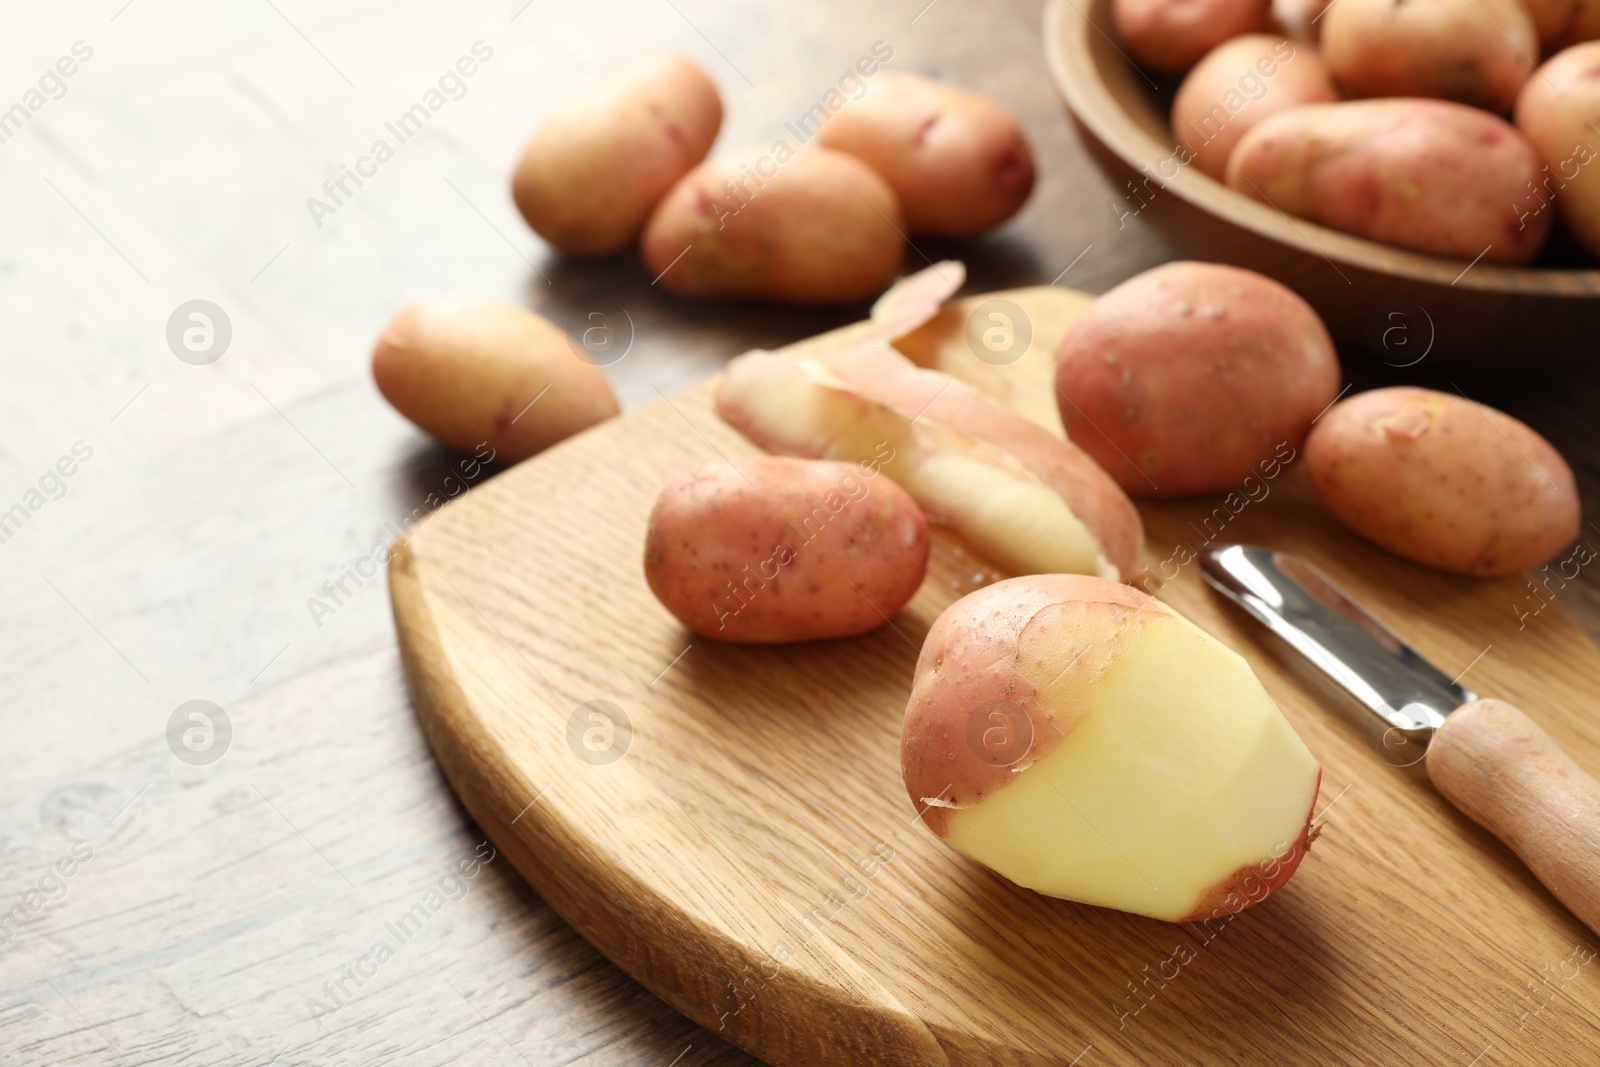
[394,300,1600,1066]
[4,1,1600,1065]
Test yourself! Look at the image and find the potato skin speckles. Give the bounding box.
[644,457,929,643]
[1054,262,1338,497]
[1306,386,1580,576]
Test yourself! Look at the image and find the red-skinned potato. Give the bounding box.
[1114,0,1273,73]
[642,147,905,305]
[815,72,1035,236]
[512,54,722,256]
[1515,43,1600,260]
[643,457,928,642]
[1520,0,1600,51]
[1227,100,1551,264]
[1055,262,1339,497]
[1172,35,1339,181]
[1305,387,1580,576]
[371,297,618,463]
[1320,0,1534,112]
[902,574,1321,923]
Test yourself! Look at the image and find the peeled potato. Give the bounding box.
[903,574,1320,923]
[641,147,904,305]
[816,71,1035,236]
[371,297,618,463]
[1305,387,1580,576]
[512,53,722,256]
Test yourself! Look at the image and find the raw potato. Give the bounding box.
[902,574,1321,923]
[815,71,1035,236]
[1055,262,1339,497]
[1172,36,1339,181]
[715,344,1144,581]
[641,147,905,305]
[1227,100,1551,263]
[512,53,722,256]
[1320,0,1535,113]
[1306,388,1580,576]
[1515,43,1600,260]
[1113,0,1273,73]
[643,457,928,643]
[1520,0,1600,51]
[371,297,618,463]
[1272,0,1332,43]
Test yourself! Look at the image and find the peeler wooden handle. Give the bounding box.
[1427,699,1600,938]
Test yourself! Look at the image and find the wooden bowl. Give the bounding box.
[1042,0,1600,370]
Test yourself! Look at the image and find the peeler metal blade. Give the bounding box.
[1198,544,1475,735]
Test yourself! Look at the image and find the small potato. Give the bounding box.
[1055,262,1339,497]
[643,457,928,642]
[1520,0,1600,51]
[1515,43,1600,260]
[512,54,722,256]
[371,297,618,463]
[1227,100,1551,263]
[1172,36,1339,181]
[1320,0,1534,113]
[1114,0,1272,73]
[641,147,905,305]
[815,72,1035,236]
[1305,387,1580,576]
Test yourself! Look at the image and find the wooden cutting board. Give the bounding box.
[389,287,1600,1067]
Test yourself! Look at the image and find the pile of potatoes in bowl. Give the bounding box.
[1115,0,1600,263]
